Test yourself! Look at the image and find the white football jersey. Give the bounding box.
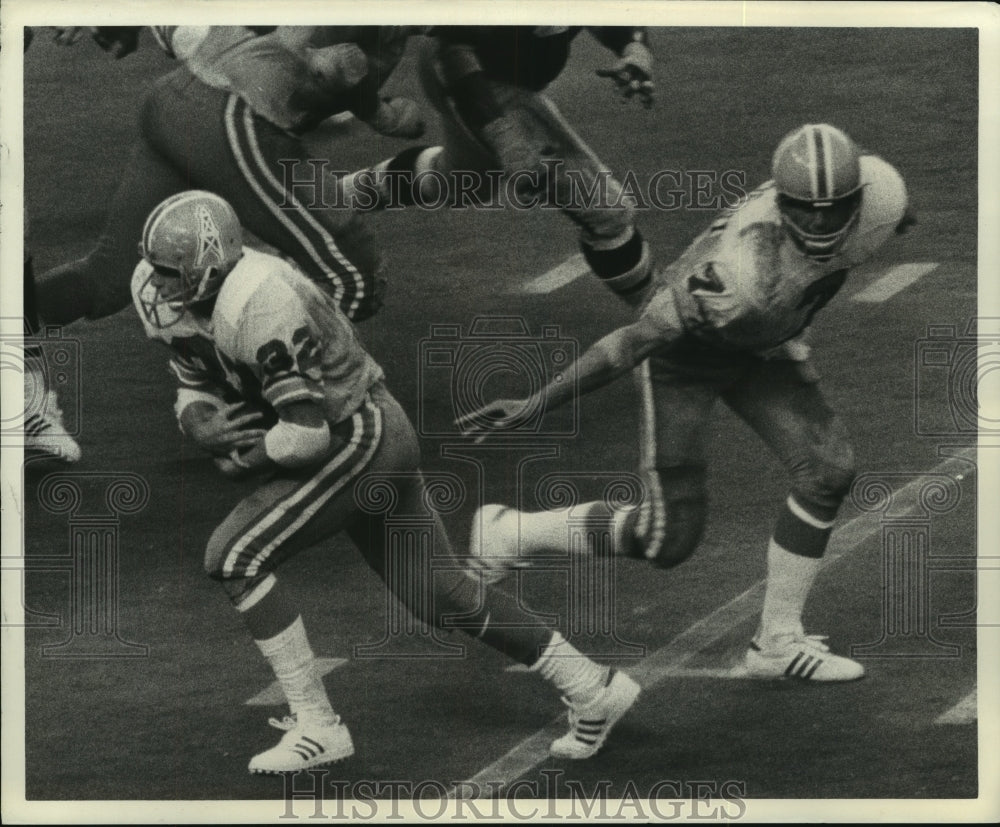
[644,155,908,352]
[132,247,384,425]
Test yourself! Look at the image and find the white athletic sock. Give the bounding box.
[512,502,620,556]
[757,539,819,643]
[531,630,610,706]
[255,616,337,726]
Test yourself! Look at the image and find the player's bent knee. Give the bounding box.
[647,496,707,569]
[625,468,708,568]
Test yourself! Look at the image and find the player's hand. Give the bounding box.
[183,402,268,455]
[597,42,654,109]
[455,398,532,444]
[89,27,141,59]
[52,27,90,47]
[307,43,369,89]
[368,97,426,139]
[213,449,268,480]
[51,26,140,58]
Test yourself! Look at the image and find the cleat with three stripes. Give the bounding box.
[248,714,354,774]
[549,669,641,760]
[23,369,81,464]
[745,633,864,682]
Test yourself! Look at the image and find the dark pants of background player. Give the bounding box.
[634,339,856,567]
[35,67,382,326]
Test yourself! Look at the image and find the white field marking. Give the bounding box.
[448,447,976,800]
[520,253,588,294]
[935,688,977,724]
[851,262,939,303]
[244,657,348,706]
[509,663,742,679]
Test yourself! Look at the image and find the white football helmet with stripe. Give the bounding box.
[137,191,243,327]
[772,124,863,261]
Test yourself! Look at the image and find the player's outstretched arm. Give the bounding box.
[457,313,672,440]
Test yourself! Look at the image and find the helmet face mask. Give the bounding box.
[138,191,244,328]
[772,123,863,261]
[777,189,864,260]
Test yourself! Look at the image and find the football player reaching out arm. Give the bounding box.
[459,290,683,438]
[461,124,913,687]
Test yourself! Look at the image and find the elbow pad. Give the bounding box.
[264,420,331,467]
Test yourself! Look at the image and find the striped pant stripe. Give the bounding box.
[223,95,365,319]
[636,360,666,559]
[222,401,383,579]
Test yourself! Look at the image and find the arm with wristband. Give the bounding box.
[214,399,331,478]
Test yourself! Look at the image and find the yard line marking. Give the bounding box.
[935,688,977,724]
[521,253,588,294]
[851,262,939,303]
[244,657,347,706]
[448,447,976,799]
[511,661,749,679]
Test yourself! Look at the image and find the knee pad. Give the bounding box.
[627,467,707,569]
[790,446,856,520]
[578,201,638,252]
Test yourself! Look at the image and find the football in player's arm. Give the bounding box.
[460,124,912,684]
[131,191,641,774]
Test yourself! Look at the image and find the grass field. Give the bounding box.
[9,24,986,817]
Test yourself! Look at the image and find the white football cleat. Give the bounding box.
[22,371,81,463]
[248,714,354,775]
[467,504,523,584]
[745,633,865,682]
[549,669,641,760]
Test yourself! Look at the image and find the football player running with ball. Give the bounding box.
[460,124,913,682]
[130,191,640,774]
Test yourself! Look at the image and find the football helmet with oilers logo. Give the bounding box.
[137,191,244,327]
[772,124,863,261]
